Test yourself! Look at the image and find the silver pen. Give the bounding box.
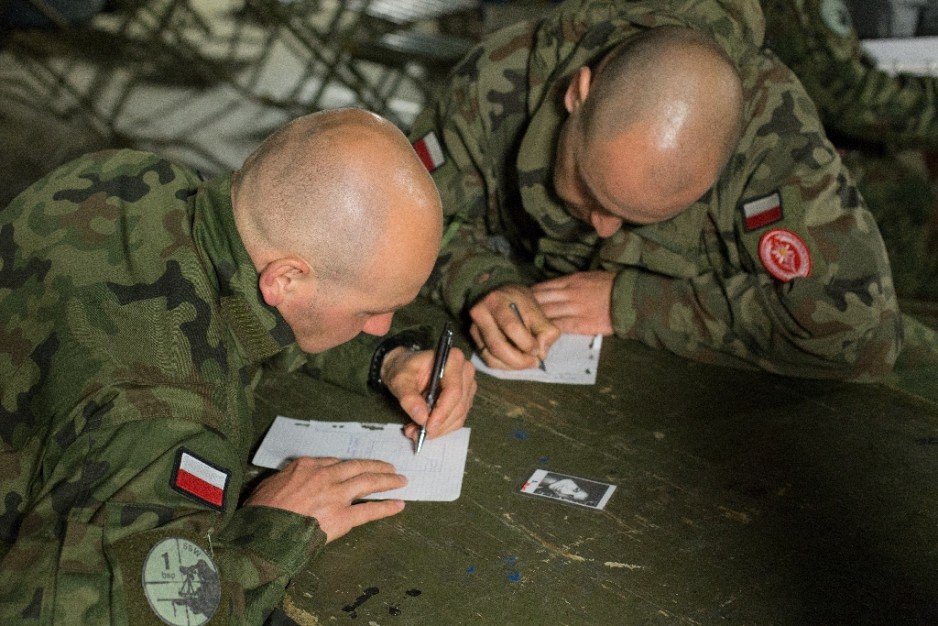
[416,322,453,454]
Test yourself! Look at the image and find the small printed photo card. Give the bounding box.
[519,469,616,510]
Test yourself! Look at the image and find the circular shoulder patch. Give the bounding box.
[759,229,812,282]
[820,0,854,37]
[142,537,220,625]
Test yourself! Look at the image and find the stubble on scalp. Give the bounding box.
[232,108,440,288]
[579,27,745,201]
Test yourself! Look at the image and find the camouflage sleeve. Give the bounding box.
[0,387,325,624]
[409,49,530,316]
[607,53,902,381]
[763,0,938,148]
[267,333,383,393]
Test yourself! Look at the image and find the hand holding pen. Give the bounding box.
[468,284,560,370]
[380,330,475,447]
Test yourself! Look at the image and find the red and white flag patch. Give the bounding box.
[412,131,445,172]
[172,449,229,510]
[741,191,783,231]
[759,229,811,282]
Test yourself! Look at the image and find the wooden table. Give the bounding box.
[255,312,938,624]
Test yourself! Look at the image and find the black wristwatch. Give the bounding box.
[367,330,426,393]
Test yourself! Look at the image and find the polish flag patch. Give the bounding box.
[741,191,783,231]
[171,449,229,510]
[412,131,445,172]
[759,229,812,282]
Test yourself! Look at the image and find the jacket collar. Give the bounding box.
[192,173,296,363]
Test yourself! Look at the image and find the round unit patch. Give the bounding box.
[819,0,853,37]
[142,537,220,625]
[759,229,812,282]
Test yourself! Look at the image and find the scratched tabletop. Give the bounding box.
[253,304,938,625]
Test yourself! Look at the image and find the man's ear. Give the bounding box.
[563,66,593,114]
[257,256,311,307]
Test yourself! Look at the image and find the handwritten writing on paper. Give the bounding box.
[471,333,602,384]
[252,417,471,501]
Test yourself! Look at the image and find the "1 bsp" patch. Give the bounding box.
[142,537,220,625]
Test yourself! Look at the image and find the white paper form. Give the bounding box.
[471,333,603,384]
[251,416,471,501]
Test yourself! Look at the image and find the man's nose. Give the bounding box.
[591,211,623,238]
[362,312,394,336]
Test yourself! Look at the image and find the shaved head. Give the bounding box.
[230,108,442,352]
[232,108,441,287]
[555,26,744,229]
[583,26,743,170]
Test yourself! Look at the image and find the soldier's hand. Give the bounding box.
[245,458,406,542]
[532,271,615,336]
[381,346,476,441]
[468,284,560,369]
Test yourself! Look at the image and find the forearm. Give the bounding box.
[610,266,901,381]
[822,58,938,149]
[427,225,530,317]
[213,505,326,624]
[0,425,326,624]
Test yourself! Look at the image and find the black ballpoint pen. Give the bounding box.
[508,302,547,372]
[416,322,453,454]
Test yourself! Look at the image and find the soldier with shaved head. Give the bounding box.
[411,0,938,380]
[0,108,476,623]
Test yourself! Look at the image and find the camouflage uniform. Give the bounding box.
[0,149,390,624]
[762,0,938,148]
[411,0,938,381]
[762,0,938,300]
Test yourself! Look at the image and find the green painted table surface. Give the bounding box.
[254,313,938,625]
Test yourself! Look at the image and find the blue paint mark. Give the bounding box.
[507,571,521,583]
[512,429,528,441]
[501,556,518,566]
[538,456,550,465]
[466,565,476,575]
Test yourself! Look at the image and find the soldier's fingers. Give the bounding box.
[424,386,457,437]
[426,352,470,432]
[531,286,571,306]
[343,500,406,532]
[469,323,487,351]
[533,276,570,291]
[469,302,508,347]
[327,459,398,482]
[481,325,537,369]
[536,298,579,321]
[534,320,562,358]
[492,303,540,355]
[445,362,477,432]
[287,457,342,473]
[425,371,474,438]
[342,471,408,502]
[402,422,419,441]
[550,315,590,335]
[470,303,535,368]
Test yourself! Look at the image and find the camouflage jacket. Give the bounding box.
[763,0,938,149]
[0,150,387,624]
[411,0,907,381]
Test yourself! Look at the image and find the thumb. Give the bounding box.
[534,321,560,359]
